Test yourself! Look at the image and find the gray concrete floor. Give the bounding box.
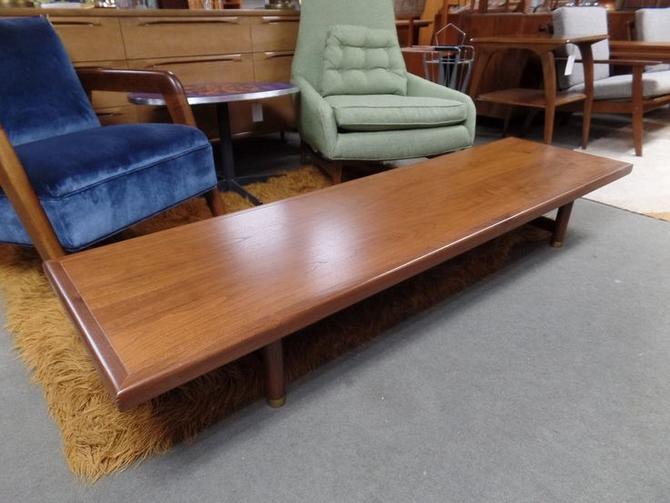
[2,198,670,502]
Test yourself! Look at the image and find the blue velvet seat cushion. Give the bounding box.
[0,123,216,251]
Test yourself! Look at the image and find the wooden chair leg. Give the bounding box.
[261,340,286,408]
[540,51,557,145]
[551,202,574,248]
[328,161,343,184]
[544,105,556,145]
[204,188,225,217]
[581,101,593,150]
[632,66,644,157]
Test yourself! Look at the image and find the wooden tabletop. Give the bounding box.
[129,81,299,106]
[44,138,631,410]
[471,35,608,48]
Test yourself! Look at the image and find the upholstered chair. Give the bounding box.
[0,17,224,261]
[636,8,670,73]
[291,0,476,182]
[553,7,670,156]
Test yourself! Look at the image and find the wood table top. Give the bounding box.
[44,138,631,410]
[129,81,299,106]
[471,35,608,48]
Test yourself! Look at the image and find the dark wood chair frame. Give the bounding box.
[0,68,225,262]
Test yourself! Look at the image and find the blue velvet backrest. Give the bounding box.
[0,17,100,146]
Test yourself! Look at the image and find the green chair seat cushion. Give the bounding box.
[321,25,407,97]
[325,94,468,132]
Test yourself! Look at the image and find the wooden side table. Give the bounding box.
[130,81,299,206]
[469,35,607,147]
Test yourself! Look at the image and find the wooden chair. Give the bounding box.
[0,17,224,261]
[553,7,670,157]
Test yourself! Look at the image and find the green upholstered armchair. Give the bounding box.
[291,0,476,182]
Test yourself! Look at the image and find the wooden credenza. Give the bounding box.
[1,8,301,136]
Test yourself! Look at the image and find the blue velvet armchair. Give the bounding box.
[0,17,223,261]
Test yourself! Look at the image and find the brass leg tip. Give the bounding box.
[267,396,286,408]
[551,240,564,248]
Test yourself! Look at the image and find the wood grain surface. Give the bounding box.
[44,138,632,410]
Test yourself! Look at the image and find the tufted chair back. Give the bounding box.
[291,0,403,94]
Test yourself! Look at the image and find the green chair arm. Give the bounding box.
[406,73,476,144]
[292,76,338,159]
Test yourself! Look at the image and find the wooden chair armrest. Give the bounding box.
[576,58,663,67]
[559,56,663,67]
[76,67,196,127]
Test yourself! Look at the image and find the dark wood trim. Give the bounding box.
[76,68,197,127]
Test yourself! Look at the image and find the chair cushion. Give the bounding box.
[569,70,670,100]
[552,7,611,90]
[636,9,670,72]
[0,123,216,251]
[321,25,407,97]
[0,17,99,146]
[325,94,468,132]
[636,8,670,42]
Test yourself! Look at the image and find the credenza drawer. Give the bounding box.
[251,16,299,52]
[131,54,254,85]
[51,17,125,62]
[121,17,252,59]
[253,51,293,82]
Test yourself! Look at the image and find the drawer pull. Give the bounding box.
[148,55,243,67]
[261,16,299,24]
[50,21,101,27]
[139,18,240,26]
[264,51,294,59]
[96,111,123,118]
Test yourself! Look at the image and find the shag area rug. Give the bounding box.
[0,166,549,482]
[580,108,670,223]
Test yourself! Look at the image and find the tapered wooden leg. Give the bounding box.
[632,66,644,157]
[261,340,286,408]
[540,51,557,145]
[205,188,225,217]
[576,42,594,150]
[544,105,556,145]
[581,100,593,150]
[328,161,343,184]
[551,202,574,248]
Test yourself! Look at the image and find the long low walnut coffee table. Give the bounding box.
[44,138,631,411]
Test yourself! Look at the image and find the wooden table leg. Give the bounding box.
[261,340,286,408]
[540,50,557,145]
[576,43,595,150]
[552,202,574,248]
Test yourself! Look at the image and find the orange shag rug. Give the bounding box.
[0,166,549,481]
